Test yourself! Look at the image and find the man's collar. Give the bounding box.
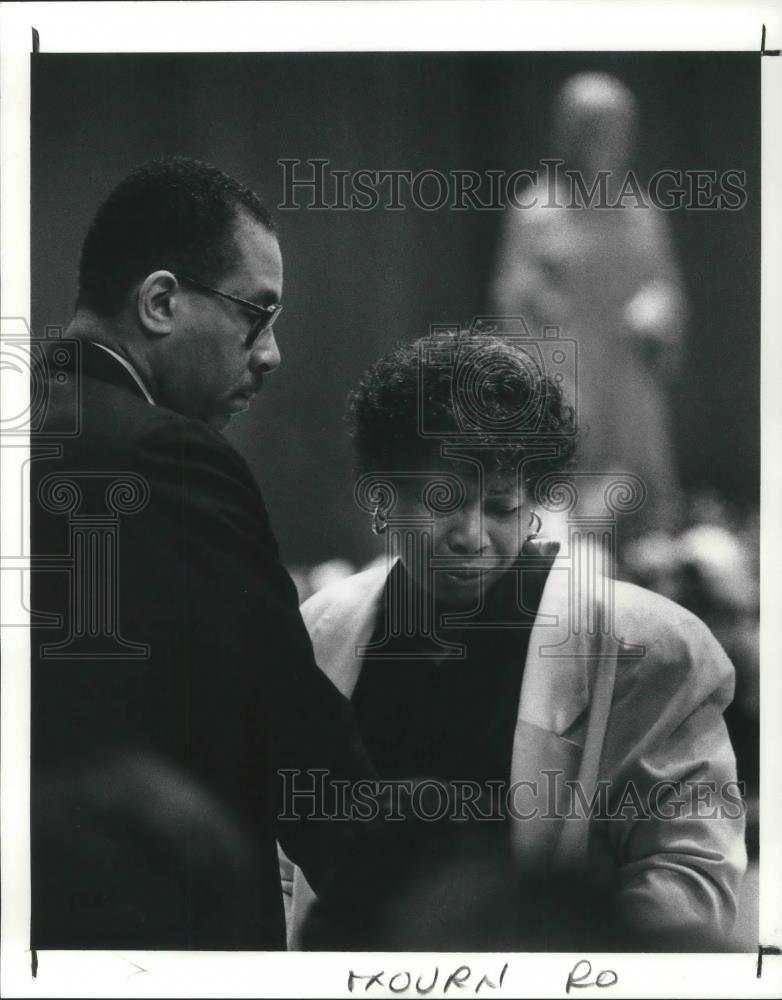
[89,342,155,405]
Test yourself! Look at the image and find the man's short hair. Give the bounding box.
[77,157,276,317]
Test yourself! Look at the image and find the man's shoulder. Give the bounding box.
[39,371,175,459]
[35,374,264,535]
[133,405,253,479]
[49,373,252,480]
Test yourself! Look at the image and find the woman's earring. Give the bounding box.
[371,505,388,536]
[525,509,542,542]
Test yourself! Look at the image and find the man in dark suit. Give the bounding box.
[30,157,376,950]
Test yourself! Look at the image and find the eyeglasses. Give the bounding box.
[177,274,283,348]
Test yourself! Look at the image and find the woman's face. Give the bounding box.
[394,459,530,607]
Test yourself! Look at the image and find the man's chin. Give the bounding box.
[204,410,234,433]
[211,402,250,432]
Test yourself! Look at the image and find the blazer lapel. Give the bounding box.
[307,564,388,697]
[509,562,592,866]
[516,563,591,735]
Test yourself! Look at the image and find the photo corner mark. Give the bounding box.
[761,24,781,55]
[757,945,781,978]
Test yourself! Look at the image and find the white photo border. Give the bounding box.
[2,2,780,997]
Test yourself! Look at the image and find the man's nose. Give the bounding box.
[249,329,281,375]
[445,503,488,554]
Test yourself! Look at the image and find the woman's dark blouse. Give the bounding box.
[352,556,553,815]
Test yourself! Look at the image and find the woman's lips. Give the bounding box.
[441,566,483,585]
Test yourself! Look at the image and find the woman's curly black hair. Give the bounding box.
[347,332,578,490]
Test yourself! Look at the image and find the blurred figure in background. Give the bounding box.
[621,491,760,843]
[619,489,759,951]
[492,72,688,536]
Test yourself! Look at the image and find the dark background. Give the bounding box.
[32,52,760,571]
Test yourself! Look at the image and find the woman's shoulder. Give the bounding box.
[612,578,713,643]
[300,559,390,632]
[610,578,734,699]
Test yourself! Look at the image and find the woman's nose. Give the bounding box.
[444,503,488,554]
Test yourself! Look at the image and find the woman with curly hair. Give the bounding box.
[280,332,745,952]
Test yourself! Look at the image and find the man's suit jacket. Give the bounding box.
[281,558,747,949]
[31,341,374,950]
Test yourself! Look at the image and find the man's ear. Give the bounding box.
[136,271,179,337]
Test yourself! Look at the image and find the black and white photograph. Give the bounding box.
[1,2,780,997]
